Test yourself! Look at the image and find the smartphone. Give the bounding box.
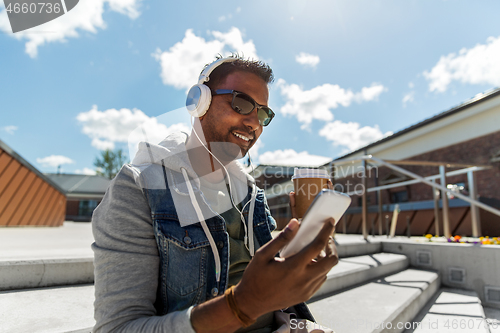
[280,189,351,258]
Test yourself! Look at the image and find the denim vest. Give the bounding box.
[139,163,315,322]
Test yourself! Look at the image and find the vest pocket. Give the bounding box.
[165,240,208,296]
[154,220,210,313]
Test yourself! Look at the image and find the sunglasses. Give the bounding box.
[211,89,275,126]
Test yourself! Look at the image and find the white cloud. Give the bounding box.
[91,138,116,150]
[402,91,415,107]
[424,36,500,92]
[0,0,141,58]
[152,27,258,90]
[258,149,331,167]
[107,0,141,19]
[37,155,75,168]
[211,27,257,59]
[358,84,386,101]
[319,120,392,153]
[1,125,18,134]
[75,167,97,175]
[277,79,387,128]
[218,16,227,22]
[77,105,189,150]
[295,52,320,68]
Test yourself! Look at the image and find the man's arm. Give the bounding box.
[92,165,196,333]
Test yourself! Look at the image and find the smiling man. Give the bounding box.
[92,55,337,333]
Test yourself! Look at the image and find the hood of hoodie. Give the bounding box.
[131,131,254,202]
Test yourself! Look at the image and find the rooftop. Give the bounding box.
[44,173,110,196]
[336,86,500,160]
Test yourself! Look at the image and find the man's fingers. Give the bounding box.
[255,219,299,260]
[295,218,335,264]
[324,236,335,257]
[289,191,297,219]
[308,249,339,277]
[308,235,339,276]
[327,180,333,190]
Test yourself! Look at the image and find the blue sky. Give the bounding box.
[1,0,500,174]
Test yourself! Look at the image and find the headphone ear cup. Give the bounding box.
[186,84,212,117]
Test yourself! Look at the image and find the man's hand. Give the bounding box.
[289,180,334,219]
[234,217,338,321]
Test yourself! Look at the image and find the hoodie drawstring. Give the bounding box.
[247,185,256,257]
[181,168,221,285]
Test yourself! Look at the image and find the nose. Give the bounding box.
[242,108,261,132]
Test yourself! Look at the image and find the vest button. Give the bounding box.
[183,236,192,245]
[211,287,218,297]
[217,241,224,249]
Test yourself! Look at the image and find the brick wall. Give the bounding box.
[336,130,500,208]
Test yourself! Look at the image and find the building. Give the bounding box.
[264,87,500,236]
[0,139,66,227]
[45,173,110,222]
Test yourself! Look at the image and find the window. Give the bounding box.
[357,195,372,207]
[491,149,500,163]
[78,200,98,217]
[391,190,409,203]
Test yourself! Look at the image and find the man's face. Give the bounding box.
[200,71,269,161]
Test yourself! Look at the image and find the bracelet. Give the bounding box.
[224,286,256,328]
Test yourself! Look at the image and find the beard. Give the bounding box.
[202,124,254,163]
[208,141,244,163]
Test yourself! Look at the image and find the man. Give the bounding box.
[92,55,338,332]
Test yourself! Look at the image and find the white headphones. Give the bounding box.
[186,57,237,118]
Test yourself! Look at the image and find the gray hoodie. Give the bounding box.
[92,132,258,332]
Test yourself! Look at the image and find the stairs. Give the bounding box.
[306,236,496,333]
[0,222,95,333]
[1,224,499,333]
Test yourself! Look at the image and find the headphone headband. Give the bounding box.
[198,57,237,85]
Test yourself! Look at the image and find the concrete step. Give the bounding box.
[0,234,382,291]
[0,257,94,291]
[314,252,409,299]
[404,288,491,333]
[0,284,95,333]
[308,268,440,333]
[335,235,382,258]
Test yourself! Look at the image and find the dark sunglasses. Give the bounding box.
[211,89,275,126]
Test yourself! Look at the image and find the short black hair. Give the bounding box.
[202,54,274,90]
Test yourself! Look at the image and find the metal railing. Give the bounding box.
[331,155,500,239]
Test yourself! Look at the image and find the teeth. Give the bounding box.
[233,132,250,142]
